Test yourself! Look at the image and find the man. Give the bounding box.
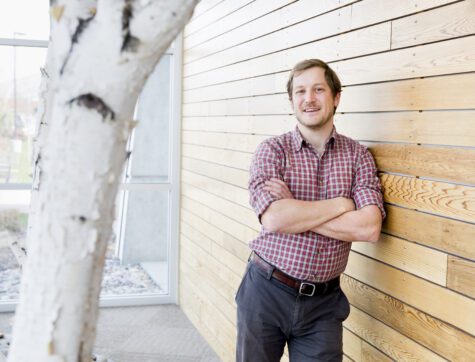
[235,59,385,362]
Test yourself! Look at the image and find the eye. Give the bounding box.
[295,89,304,94]
[315,88,324,93]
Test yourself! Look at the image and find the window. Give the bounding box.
[0,2,183,309]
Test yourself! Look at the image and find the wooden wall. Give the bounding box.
[179,0,475,360]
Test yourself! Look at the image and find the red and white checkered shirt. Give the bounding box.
[248,126,385,282]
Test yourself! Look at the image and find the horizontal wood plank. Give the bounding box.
[351,234,447,286]
[182,115,294,135]
[184,22,390,88]
[447,255,475,298]
[391,0,475,48]
[182,143,252,170]
[335,110,475,147]
[346,251,475,335]
[182,111,475,148]
[343,328,393,362]
[179,286,229,360]
[181,236,240,307]
[181,195,258,244]
[185,35,475,93]
[182,169,250,209]
[182,130,267,153]
[179,269,236,352]
[367,143,475,185]
[350,0,458,29]
[181,208,250,261]
[183,74,475,116]
[342,274,475,361]
[185,0,251,37]
[182,130,475,185]
[184,0,294,51]
[182,156,248,188]
[181,179,258,230]
[184,5,352,69]
[381,173,475,223]
[184,30,475,92]
[383,204,475,260]
[344,305,446,361]
[335,35,475,86]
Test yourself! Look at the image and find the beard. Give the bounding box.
[295,110,332,130]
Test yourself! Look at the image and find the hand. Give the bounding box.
[263,178,294,199]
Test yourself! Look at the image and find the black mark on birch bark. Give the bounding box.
[34,153,41,167]
[121,0,140,52]
[72,215,87,223]
[68,93,115,121]
[60,15,95,75]
[40,67,50,78]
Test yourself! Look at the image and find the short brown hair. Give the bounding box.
[286,59,342,100]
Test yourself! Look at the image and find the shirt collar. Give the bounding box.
[291,126,337,152]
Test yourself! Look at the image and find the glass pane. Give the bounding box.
[128,55,172,183]
[0,1,49,40]
[0,45,47,183]
[101,189,169,297]
[0,190,30,302]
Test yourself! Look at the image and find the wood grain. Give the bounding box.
[342,274,475,361]
[181,208,250,261]
[344,328,393,362]
[184,22,389,88]
[380,173,475,223]
[367,143,475,185]
[344,306,446,361]
[391,0,475,48]
[350,0,458,29]
[447,255,475,298]
[182,143,252,170]
[335,35,475,86]
[182,169,250,209]
[182,130,267,153]
[181,195,258,244]
[180,287,229,360]
[334,110,475,147]
[182,157,248,189]
[184,0,252,37]
[184,0,258,48]
[183,73,475,116]
[351,233,447,286]
[346,251,475,335]
[383,204,475,260]
[182,115,294,136]
[181,180,259,230]
[185,6,352,74]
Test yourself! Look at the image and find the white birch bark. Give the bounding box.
[8,1,198,361]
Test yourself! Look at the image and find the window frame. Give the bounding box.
[0,34,184,311]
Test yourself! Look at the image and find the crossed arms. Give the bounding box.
[260,178,382,242]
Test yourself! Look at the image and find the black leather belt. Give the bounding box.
[250,252,340,297]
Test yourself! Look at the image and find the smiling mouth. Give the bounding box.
[303,107,321,113]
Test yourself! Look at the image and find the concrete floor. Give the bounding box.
[0,305,221,362]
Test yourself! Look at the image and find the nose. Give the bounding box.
[304,90,316,103]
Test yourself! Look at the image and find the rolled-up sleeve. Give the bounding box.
[352,147,386,219]
[248,140,284,222]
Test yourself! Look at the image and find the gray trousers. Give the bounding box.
[236,261,350,362]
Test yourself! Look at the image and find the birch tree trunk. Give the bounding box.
[8,1,198,361]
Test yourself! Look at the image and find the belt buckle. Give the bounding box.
[299,282,316,296]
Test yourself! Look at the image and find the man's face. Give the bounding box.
[290,67,340,130]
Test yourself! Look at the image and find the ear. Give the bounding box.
[334,92,341,108]
[289,97,294,111]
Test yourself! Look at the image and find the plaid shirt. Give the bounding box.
[248,126,385,282]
